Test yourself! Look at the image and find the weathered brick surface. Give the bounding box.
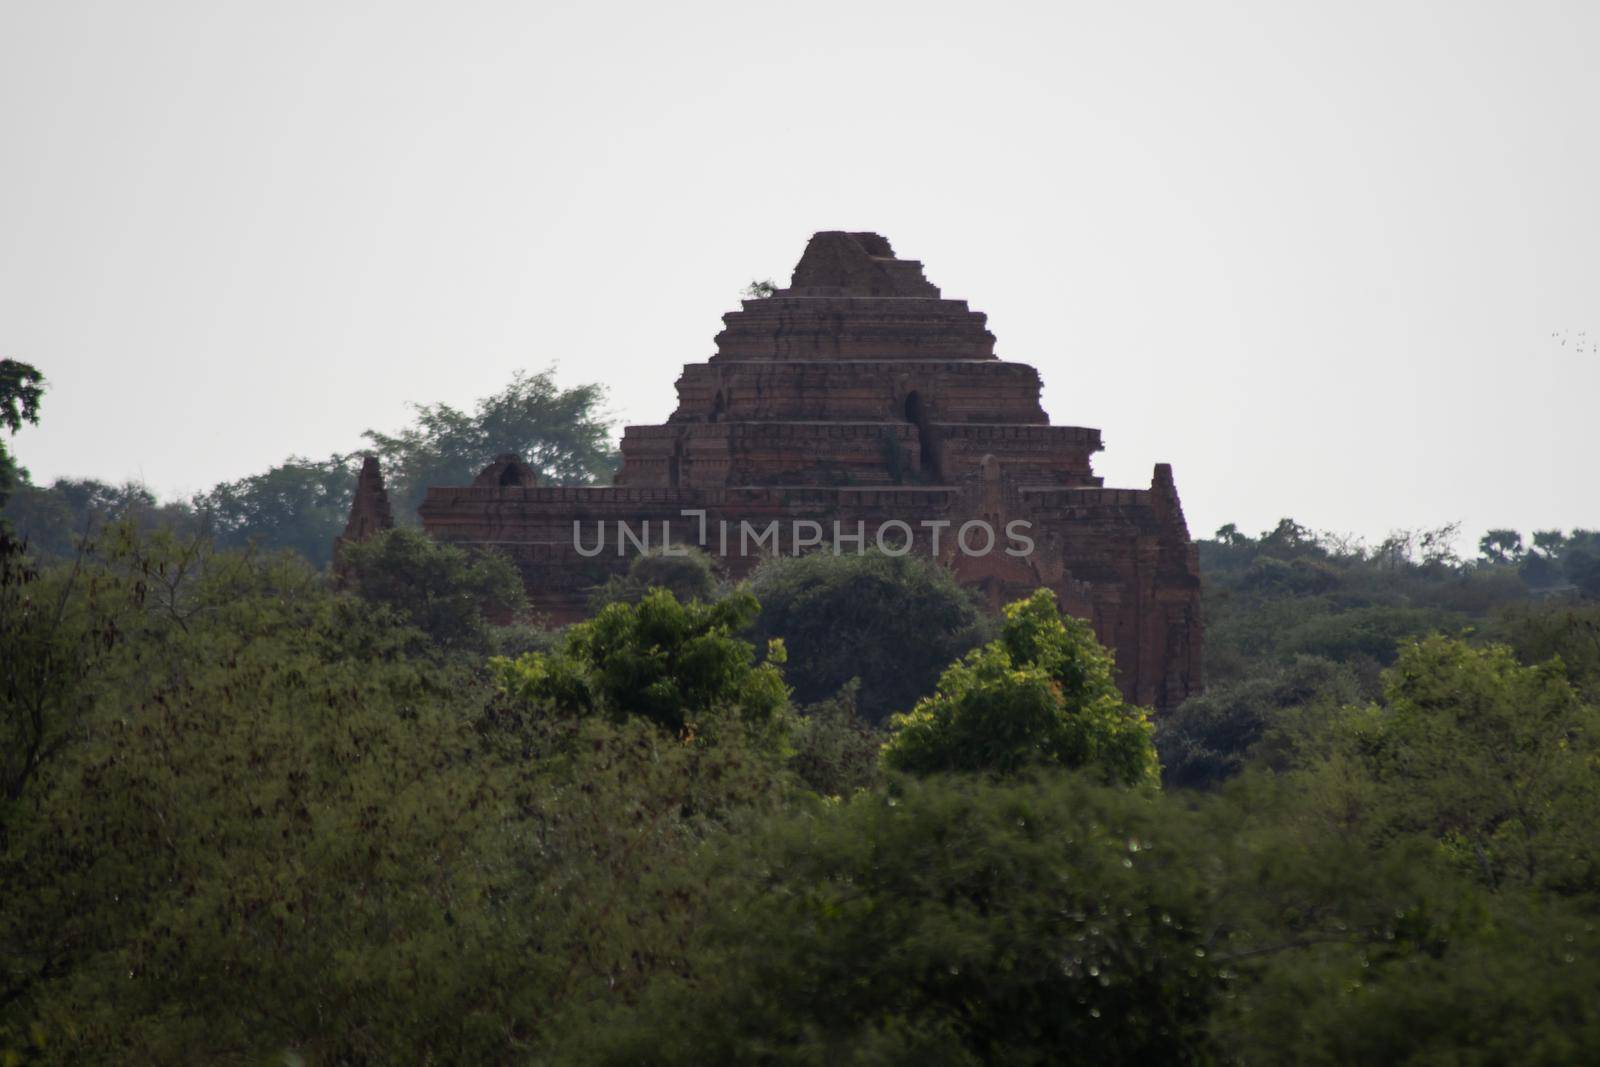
[415,232,1203,709]
[331,454,394,584]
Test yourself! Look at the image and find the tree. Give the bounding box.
[787,681,883,797]
[1156,656,1360,790]
[0,526,794,1062]
[1478,528,1525,565]
[1562,530,1600,598]
[883,590,1158,785]
[197,454,358,568]
[2,478,197,560]
[176,369,617,563]
[1342,637,1600,895]
[0,529,130,822]
[364,367,616,519]
[1494,601,1600,702]
[1213,522,1247,546]
[559,775,1222,1067]
[337,527,526,653]
[496,587,791,741]
[0,360,44,511]
[1254,635,1600,898]
[587,545,720,610]
[746,550,992,724]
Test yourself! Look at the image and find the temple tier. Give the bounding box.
[412,231,1203,710]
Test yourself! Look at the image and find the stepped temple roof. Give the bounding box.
[405,231,1203,710]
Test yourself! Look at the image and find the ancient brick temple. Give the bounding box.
[416,232,1203,709]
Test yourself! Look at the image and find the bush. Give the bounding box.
[588,545,720,610]
[559,775,1221,1067]
[787,681,883,797]
[883,590,1158,785]
[1156,656,1360,790]
[747,550,991,724]
[337,527,527,653]
[496,587,791,741]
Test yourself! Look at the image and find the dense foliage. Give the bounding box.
[496,587,789,741]
[562,776,1220,1067]
[746,550,992,723]
[586,545,721,610]
[4,378,1599,1062]
[362,367,617,518]
[337,526,528,654]
[0,359,44,510]
[884,589,1158,785]
[1,367,615,566]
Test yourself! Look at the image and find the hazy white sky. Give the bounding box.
[2,0,1595,547]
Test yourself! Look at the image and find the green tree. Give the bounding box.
[0,529,131,821]
[337,527,526,653]
[2,477,196,559]
[1562,530,1600,598]
[175,368,614,564]
[588,545,720,610]
[1494,601,1600,702]
[1197,765,1600,1066]
[1197,635,1600,1064]
[1340,637,1600,895]
[1478,528,1525,565]
[747,550,992,724]
[559,775,1222,1067]
[365,367,616,518]
[0,527,794,1062]
[883,589,1158,785]
[787,681,883,797]
[0,360,44,510]
[496,587,790,740]
[197,453,358,568]
[1157,655,1360,790]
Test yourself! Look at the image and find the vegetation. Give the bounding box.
[747,549,992,723]
[0,360,45,511]
[495,587,790,741]
[1,366,615,566]
[362,367,617,518]
[883,589,1158,785]
[337,526,528,654]
[4,375,1599,1062]
[587,545,721,610]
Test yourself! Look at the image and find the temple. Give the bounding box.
[331,454,394,583]
[414,232,1203,709]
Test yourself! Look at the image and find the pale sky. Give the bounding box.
[2,0,1595,549]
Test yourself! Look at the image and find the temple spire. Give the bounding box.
[332,455,394,579]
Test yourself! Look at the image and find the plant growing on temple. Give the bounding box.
[883,589,1158,785]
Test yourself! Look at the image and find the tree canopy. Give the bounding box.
[883,589,1158,785]
[0,360,44,510]
[747,549,992,723]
